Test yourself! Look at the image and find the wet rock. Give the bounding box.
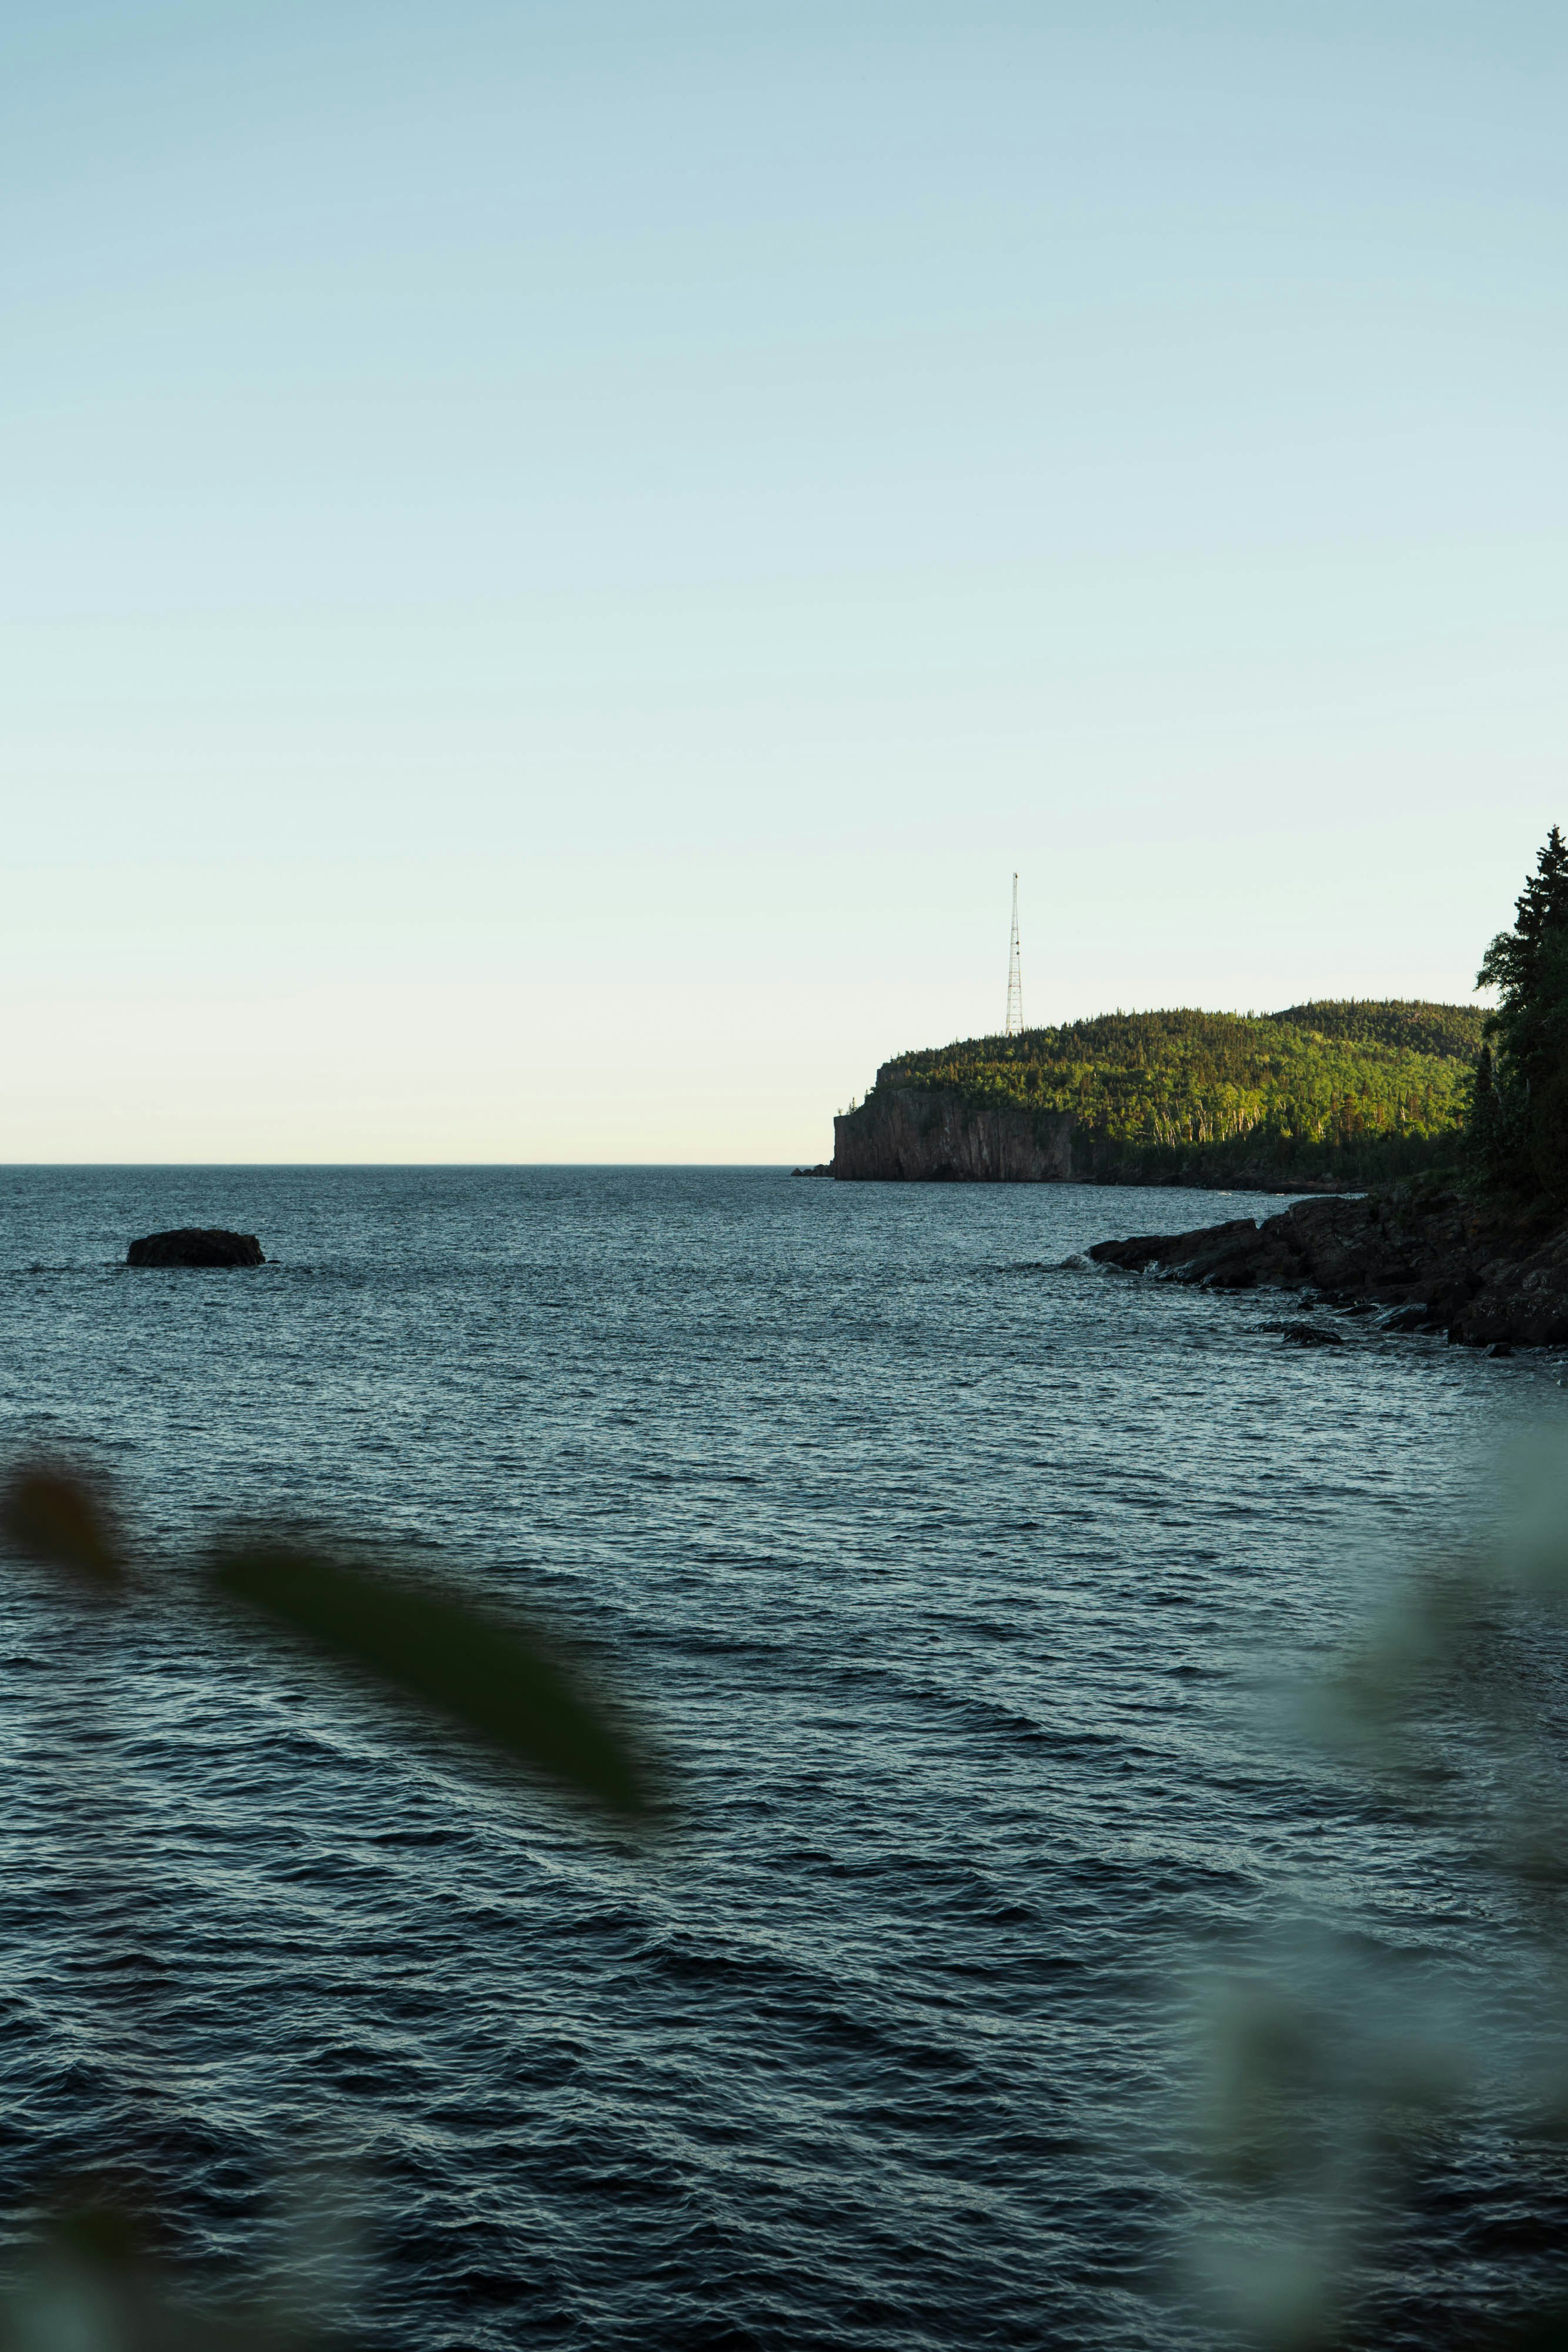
[1088,1219,1261,1279]
[126,1228,265,1268]
[1379,1304,1430,1332]
[1089,1187,1568,1351]
[1281,1322,1346,1347]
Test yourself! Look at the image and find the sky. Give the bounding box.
[4,1,1564,1161]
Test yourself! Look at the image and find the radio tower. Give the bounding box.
[1005,872,1024,1036]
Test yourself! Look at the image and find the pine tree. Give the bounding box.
[1466,1043,1502,1174]
[1477,825,1568,1027]
[1471,828,1568,1197]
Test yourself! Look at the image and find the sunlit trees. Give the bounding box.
[870,1001,1483,1185]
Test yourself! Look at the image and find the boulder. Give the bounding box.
[126,1228,265,1268]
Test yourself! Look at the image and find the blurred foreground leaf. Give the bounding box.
[208,1545,656,1822]
[2,2198,316,2351]
[0,1464,125,1589]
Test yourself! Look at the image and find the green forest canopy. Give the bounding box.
[874,1000,1485,1155]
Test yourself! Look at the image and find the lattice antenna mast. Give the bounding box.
[1005,873,1024,1037]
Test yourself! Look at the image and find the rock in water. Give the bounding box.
[126,1228,265,1268]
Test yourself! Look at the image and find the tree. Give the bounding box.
[1472,828,1568,1198]
[1466,1043,1503,1175]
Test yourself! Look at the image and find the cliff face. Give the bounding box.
[833,1087,1073,1182]
[832,1083,1395,1188]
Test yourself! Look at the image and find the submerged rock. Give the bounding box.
[126,1228,265,1268]
[1280,1321,1346,1348]
[1379,1304,1433,1333]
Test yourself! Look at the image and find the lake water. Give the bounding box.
[0,1167,1564,2348]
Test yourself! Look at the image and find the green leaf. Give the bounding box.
[0,1462,126,1589]
[208,1544,657,1822]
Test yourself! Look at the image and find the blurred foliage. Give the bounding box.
[0,1462,657,1822]
[15,1436,1568,2346]
[865,1000,1483,1185]
[1195,1431,1568,2348]
[0,1459,663,2348]
[1,1464,125,1590]
[210,1542,656,1820]
[0,2197,313,2352]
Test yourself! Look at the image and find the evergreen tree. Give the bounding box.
[1466,1043,1503,1174]
[1472,827,1568,1198]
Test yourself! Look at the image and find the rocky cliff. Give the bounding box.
[1088,1188,1568,1349]
[833,1087,1073,1182]
[831,1005,1476,1189]
[832,1084,1356,1188]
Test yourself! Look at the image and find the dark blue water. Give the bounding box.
[0,1168,1563,2348]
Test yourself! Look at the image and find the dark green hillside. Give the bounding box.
[873,1000,1482,1186]
[1265,1000,1485,1060]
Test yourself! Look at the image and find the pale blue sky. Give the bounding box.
[5,2,1563,1158]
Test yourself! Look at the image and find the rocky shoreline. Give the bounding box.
[1088,1188,1568,1349]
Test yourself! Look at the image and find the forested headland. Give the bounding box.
[834,1000,1485,1187]
[1082,832,1568,1345]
